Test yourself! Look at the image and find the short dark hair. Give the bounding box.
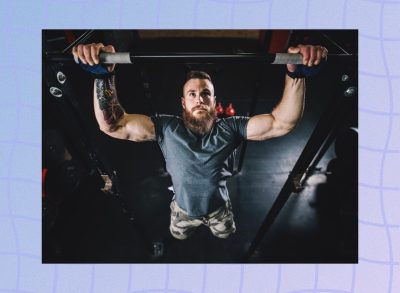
[185,70,212,82]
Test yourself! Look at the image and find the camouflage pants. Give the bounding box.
[169,199,236,240]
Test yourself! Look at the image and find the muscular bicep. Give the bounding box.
[122,114,155,142]
[101,113,155,142]
[246,114,292,141]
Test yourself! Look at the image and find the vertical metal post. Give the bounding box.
[243,69,357,261]
[236,30,274,174]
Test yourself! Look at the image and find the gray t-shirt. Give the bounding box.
[152,114,250,217]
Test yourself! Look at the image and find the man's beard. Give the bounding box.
[182,105,217,136]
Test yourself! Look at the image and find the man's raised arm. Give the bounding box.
[72,43,155,142]
[246,45,328,141]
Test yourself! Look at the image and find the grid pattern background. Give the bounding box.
[0,0,399,292]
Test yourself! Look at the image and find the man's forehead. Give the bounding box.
[183,78,214,93]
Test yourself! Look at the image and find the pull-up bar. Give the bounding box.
[46,52,350,65]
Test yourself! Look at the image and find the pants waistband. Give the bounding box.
[172,199,230,219]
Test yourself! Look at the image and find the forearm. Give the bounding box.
[271,75,305,130]
[93,75,125,132]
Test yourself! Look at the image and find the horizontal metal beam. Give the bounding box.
[46,52,352,65]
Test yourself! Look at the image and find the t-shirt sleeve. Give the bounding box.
[150,114,177,144]
[224,116,250,140]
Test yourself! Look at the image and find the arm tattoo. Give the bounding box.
[95,75,124,132]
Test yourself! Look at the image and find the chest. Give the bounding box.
[163,125,237,165]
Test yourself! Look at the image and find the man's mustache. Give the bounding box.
[192,105,209,112]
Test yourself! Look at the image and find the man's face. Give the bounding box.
[181,78,216,115]
[181,78,217,135]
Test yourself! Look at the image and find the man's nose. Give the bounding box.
[196,95,204,104]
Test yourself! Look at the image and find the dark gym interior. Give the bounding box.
[42,30,358,263]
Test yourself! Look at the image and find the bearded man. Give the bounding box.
[72,43,327,240]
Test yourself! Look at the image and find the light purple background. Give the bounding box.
[0,0,399,292]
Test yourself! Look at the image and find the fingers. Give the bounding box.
[286,46,301,72]
[298,44,310,66]
[308,46,316,66]
[287,46,300,54]
[72,43,113,66]
[102,45,115,53]
[321,46,328,59]
[296,45,328,67]
[83,45,94,65]
[74,44,89,65]
[72,46,79,63]
[315,48,322,65]
[100,45,116,72]
[91,43,103,64]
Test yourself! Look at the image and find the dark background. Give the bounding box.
[42,30,357,263]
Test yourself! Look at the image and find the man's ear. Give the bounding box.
[181,97,185,109]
